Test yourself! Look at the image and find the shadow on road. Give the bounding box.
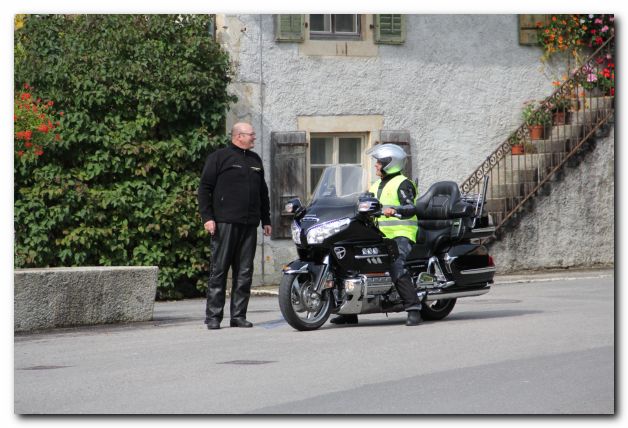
[313,309,543,330]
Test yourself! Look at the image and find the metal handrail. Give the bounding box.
[460,34,614,234]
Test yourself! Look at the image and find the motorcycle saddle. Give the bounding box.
[413,181,468,257]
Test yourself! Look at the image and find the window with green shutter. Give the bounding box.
[374,14,405,45]
[309,14,361,40]
[519,14,550,45]
[275,14,305,42]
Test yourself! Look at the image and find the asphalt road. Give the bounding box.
[14,272,614,414]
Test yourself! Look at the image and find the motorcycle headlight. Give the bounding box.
[306,218,351,244]
[291,221,302,245]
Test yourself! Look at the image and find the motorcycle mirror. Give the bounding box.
[357,194,381,214]
[284,198,302,214]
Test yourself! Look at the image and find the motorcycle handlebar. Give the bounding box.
[372,211,402,219]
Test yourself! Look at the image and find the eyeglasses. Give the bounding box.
[239,132,256,137]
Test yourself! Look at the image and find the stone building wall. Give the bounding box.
[214,14,614,284]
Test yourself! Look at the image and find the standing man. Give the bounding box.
[198,122,272,330]
[330,144,423,326]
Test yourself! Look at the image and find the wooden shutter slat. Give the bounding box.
[375,14,405,45]
[275,14,305,42]
[518,14,549,45]
[270,131,307,239]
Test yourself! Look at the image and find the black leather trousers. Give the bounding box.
[391,237,421,311]
[205,223,258,322]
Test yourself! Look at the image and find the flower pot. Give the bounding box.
[584,87,604,97]
[528,125,545,140]
[552,111,568,125]
[511,144,524,155]
[568,96,581,112]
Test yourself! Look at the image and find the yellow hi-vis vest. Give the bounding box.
[369,175,419,243]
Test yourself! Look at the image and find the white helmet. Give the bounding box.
[366,143,407,175]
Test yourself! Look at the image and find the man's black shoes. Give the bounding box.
[330,314,358,325]
[207,319,221,330]
[406,310,423,326]
[230,318,253,328]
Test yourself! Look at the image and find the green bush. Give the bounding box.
[14,15,235,299]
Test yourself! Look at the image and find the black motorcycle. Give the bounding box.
[279,165,496,331]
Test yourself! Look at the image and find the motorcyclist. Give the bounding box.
[330,143,423,326]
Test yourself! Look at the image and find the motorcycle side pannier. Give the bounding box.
[444,243,495,286]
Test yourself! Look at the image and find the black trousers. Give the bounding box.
[205,223,257,322]
[391,237,421,311]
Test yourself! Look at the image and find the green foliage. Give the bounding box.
[14,15,235,299]
[521,100,552,126]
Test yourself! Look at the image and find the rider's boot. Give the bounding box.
[406,309,423,326]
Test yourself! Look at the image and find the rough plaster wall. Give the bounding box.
[490,128,615,273]
[218,14,614,284]
[222,15,555,182]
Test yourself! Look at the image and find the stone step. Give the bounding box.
[529,139,570,154]
[489,167,536,184]
[504,152,567,168]
[532,152,568,172]
[549,123,584,140]
[570,109,607,126]
[485,197,523,213]
[493,151,570,179]
[490,211,505,226]
[487,182,538,199]
[581,95,614,111]
[490,166,538,183]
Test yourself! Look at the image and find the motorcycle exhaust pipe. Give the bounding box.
[423,286,491,301]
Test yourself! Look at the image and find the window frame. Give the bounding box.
[308,132,366,196]
[309,14,361,41]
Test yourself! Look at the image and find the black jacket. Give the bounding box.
[198,144,271,226]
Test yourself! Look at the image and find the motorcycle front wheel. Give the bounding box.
[421,298,457,320]
[278,273,332,331]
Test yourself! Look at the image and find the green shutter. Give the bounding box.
[275,14,305,42]
[519,14,549,45]
[374,14,405,45]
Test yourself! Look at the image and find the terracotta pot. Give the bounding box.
[585,87,604,97]
[511,144,524,155]
[569,97,581,111]
[528,124,545,140]
[552,111,567,125]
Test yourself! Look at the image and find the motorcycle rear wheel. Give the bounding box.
[420,298,457,320]
[279,273,332,331]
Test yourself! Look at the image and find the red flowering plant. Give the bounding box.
[580,14,615,48]
[538,14,615,99]
[537,15,587,61]
[580,54,615,96]
[14,83,63,163]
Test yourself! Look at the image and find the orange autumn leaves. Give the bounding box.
[14,83,63,161]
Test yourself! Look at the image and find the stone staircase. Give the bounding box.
[459,39,614,240]
[481,95,613,230]
[460,31,615,243]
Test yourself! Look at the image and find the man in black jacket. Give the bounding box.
[198,122,272,330]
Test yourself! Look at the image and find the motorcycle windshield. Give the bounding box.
[309,165,368,208]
